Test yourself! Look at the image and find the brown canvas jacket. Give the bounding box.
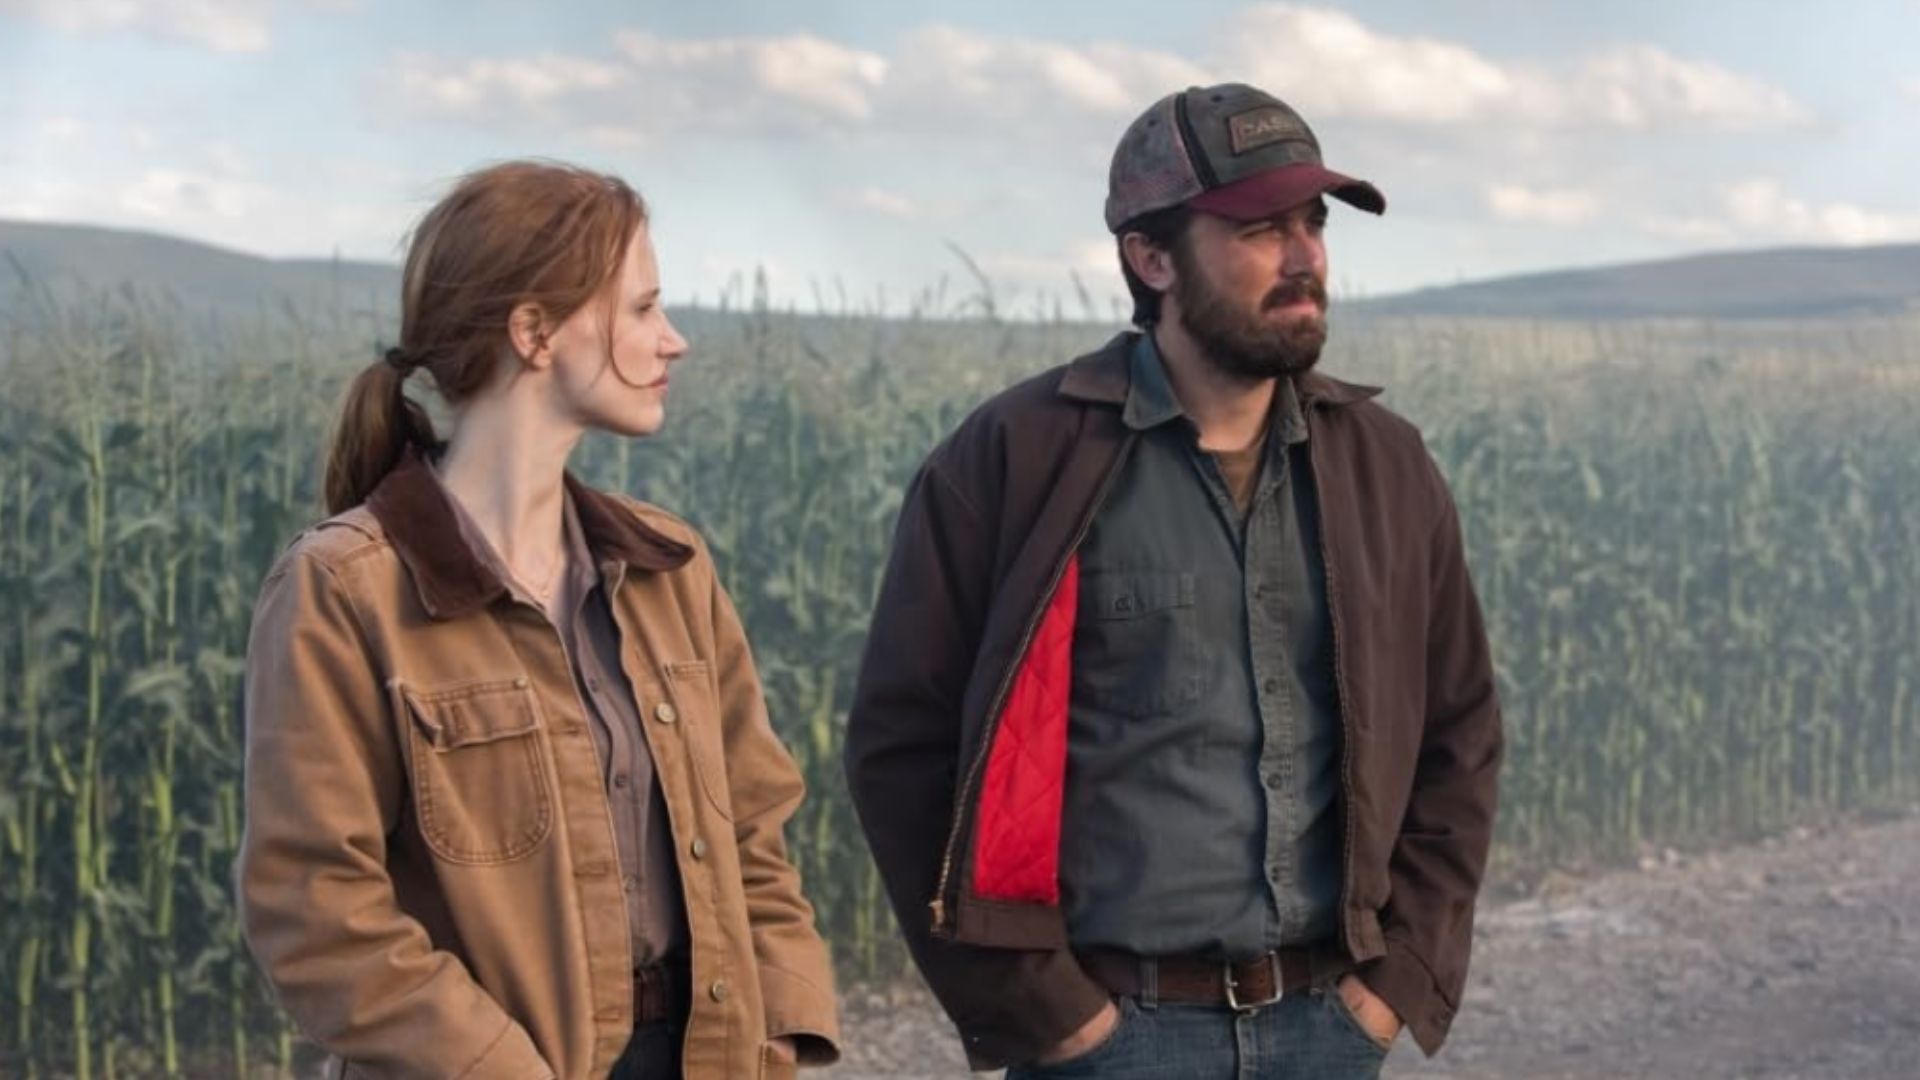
[845,331,1502,1068]
[237,452,839,1079]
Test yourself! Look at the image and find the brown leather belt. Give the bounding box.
[633,960,691,1026]
[1077,943,1352,1012]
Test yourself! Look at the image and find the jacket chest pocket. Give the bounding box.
[396,678,555,864]
[660,660,734,821]
[1072,570,1206,718]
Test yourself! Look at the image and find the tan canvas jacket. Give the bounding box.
[236,451,840,1079]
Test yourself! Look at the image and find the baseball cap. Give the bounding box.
[1105,83,1385,233]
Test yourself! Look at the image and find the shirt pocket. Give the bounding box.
[1072,570,1206,718]
[396,677,555,865]
[660,659,735,821]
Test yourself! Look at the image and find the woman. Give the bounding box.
[237,161,840,1079]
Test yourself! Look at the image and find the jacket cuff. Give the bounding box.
[1357,934,1456,1057]
[457,1017,554,1080]
[760,963,843,1066]
[956,955,1112,1071]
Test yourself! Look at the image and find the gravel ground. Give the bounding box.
[827,811,1920,1078]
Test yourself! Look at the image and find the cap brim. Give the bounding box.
[1188,164,1386,219]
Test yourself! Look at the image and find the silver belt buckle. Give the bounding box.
[1223,953,1283,1013]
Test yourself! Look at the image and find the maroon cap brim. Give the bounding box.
[1188,163,1386,219]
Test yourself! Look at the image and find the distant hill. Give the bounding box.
[0,219,399,321]
[5,218,1919,323]
[1352,244,1920,320]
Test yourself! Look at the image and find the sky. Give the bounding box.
[4,0,1919,315]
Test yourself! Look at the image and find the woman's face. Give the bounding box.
[545,221,688,438]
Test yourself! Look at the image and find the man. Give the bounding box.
[845,83,1502,1078]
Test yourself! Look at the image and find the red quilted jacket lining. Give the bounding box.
[970,555,1079,904]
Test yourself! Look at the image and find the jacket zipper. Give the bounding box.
[929,432,1139,935]
[1305,433,1360,957]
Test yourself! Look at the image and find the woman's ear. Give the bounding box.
[507,302,552,367]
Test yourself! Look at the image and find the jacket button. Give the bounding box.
[655,702,679,724]
[709,980,729,1003]
[690,838,708,860]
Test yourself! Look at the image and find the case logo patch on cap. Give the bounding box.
[1228,107,1302,155]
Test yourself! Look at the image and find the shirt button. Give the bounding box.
[513,676,529,689]
[622,875,638,894]
[613,773,630,789]
[690,838,708,860]
[1263,678,1281,695]
[709,980,730,1003]
[655,702,679,724]
[587,675,601,692]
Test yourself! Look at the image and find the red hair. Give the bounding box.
[324,160,646,514]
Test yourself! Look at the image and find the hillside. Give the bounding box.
[4,218,1920,322]
[1353,243,1920,320]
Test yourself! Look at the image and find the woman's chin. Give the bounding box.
[593,404,667,439]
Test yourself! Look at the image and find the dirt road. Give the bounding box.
[830,811,1920,1078]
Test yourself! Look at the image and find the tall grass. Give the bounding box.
[2,279,1916,1075]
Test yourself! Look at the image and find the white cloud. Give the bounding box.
[1904,78,1920,103]
[391,52,628,114]
[881,24,1209,135]
[1486,184,1601,226]
[1720,179,1920,245]
[1642,215,1737,244]
[975,238,1115,286]
[0,0,271,52]
[387,33,886,139]
[1645,181,1920,247]
[1216,4,1808,130]
[378,9,1804,150]
[842,187,923,219]
[614,31,886,124]
[1573,46,1810,130]
[119,169,270,220]
[1218,6,1524,125]
[42,116,85,142]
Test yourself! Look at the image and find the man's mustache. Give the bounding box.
[1264,277,1328,312]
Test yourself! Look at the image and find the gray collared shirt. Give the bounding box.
[1059,332,1343,959]
[434,474,687,966]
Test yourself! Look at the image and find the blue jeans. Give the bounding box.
[1006,983,1389,1080]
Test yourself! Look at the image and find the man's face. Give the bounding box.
[1168,196,1330,380]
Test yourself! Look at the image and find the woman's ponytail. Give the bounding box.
[322,349,437,515]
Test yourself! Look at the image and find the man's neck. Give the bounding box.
[1151,322,1276,453]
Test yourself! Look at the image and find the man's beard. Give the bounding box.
[1171,251,1328,380]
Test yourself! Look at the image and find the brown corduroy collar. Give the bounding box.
[365,446,694,621]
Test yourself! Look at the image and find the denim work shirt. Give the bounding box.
[1059,331,1343,958]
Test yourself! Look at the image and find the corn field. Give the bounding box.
[2,276,1917,1076]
